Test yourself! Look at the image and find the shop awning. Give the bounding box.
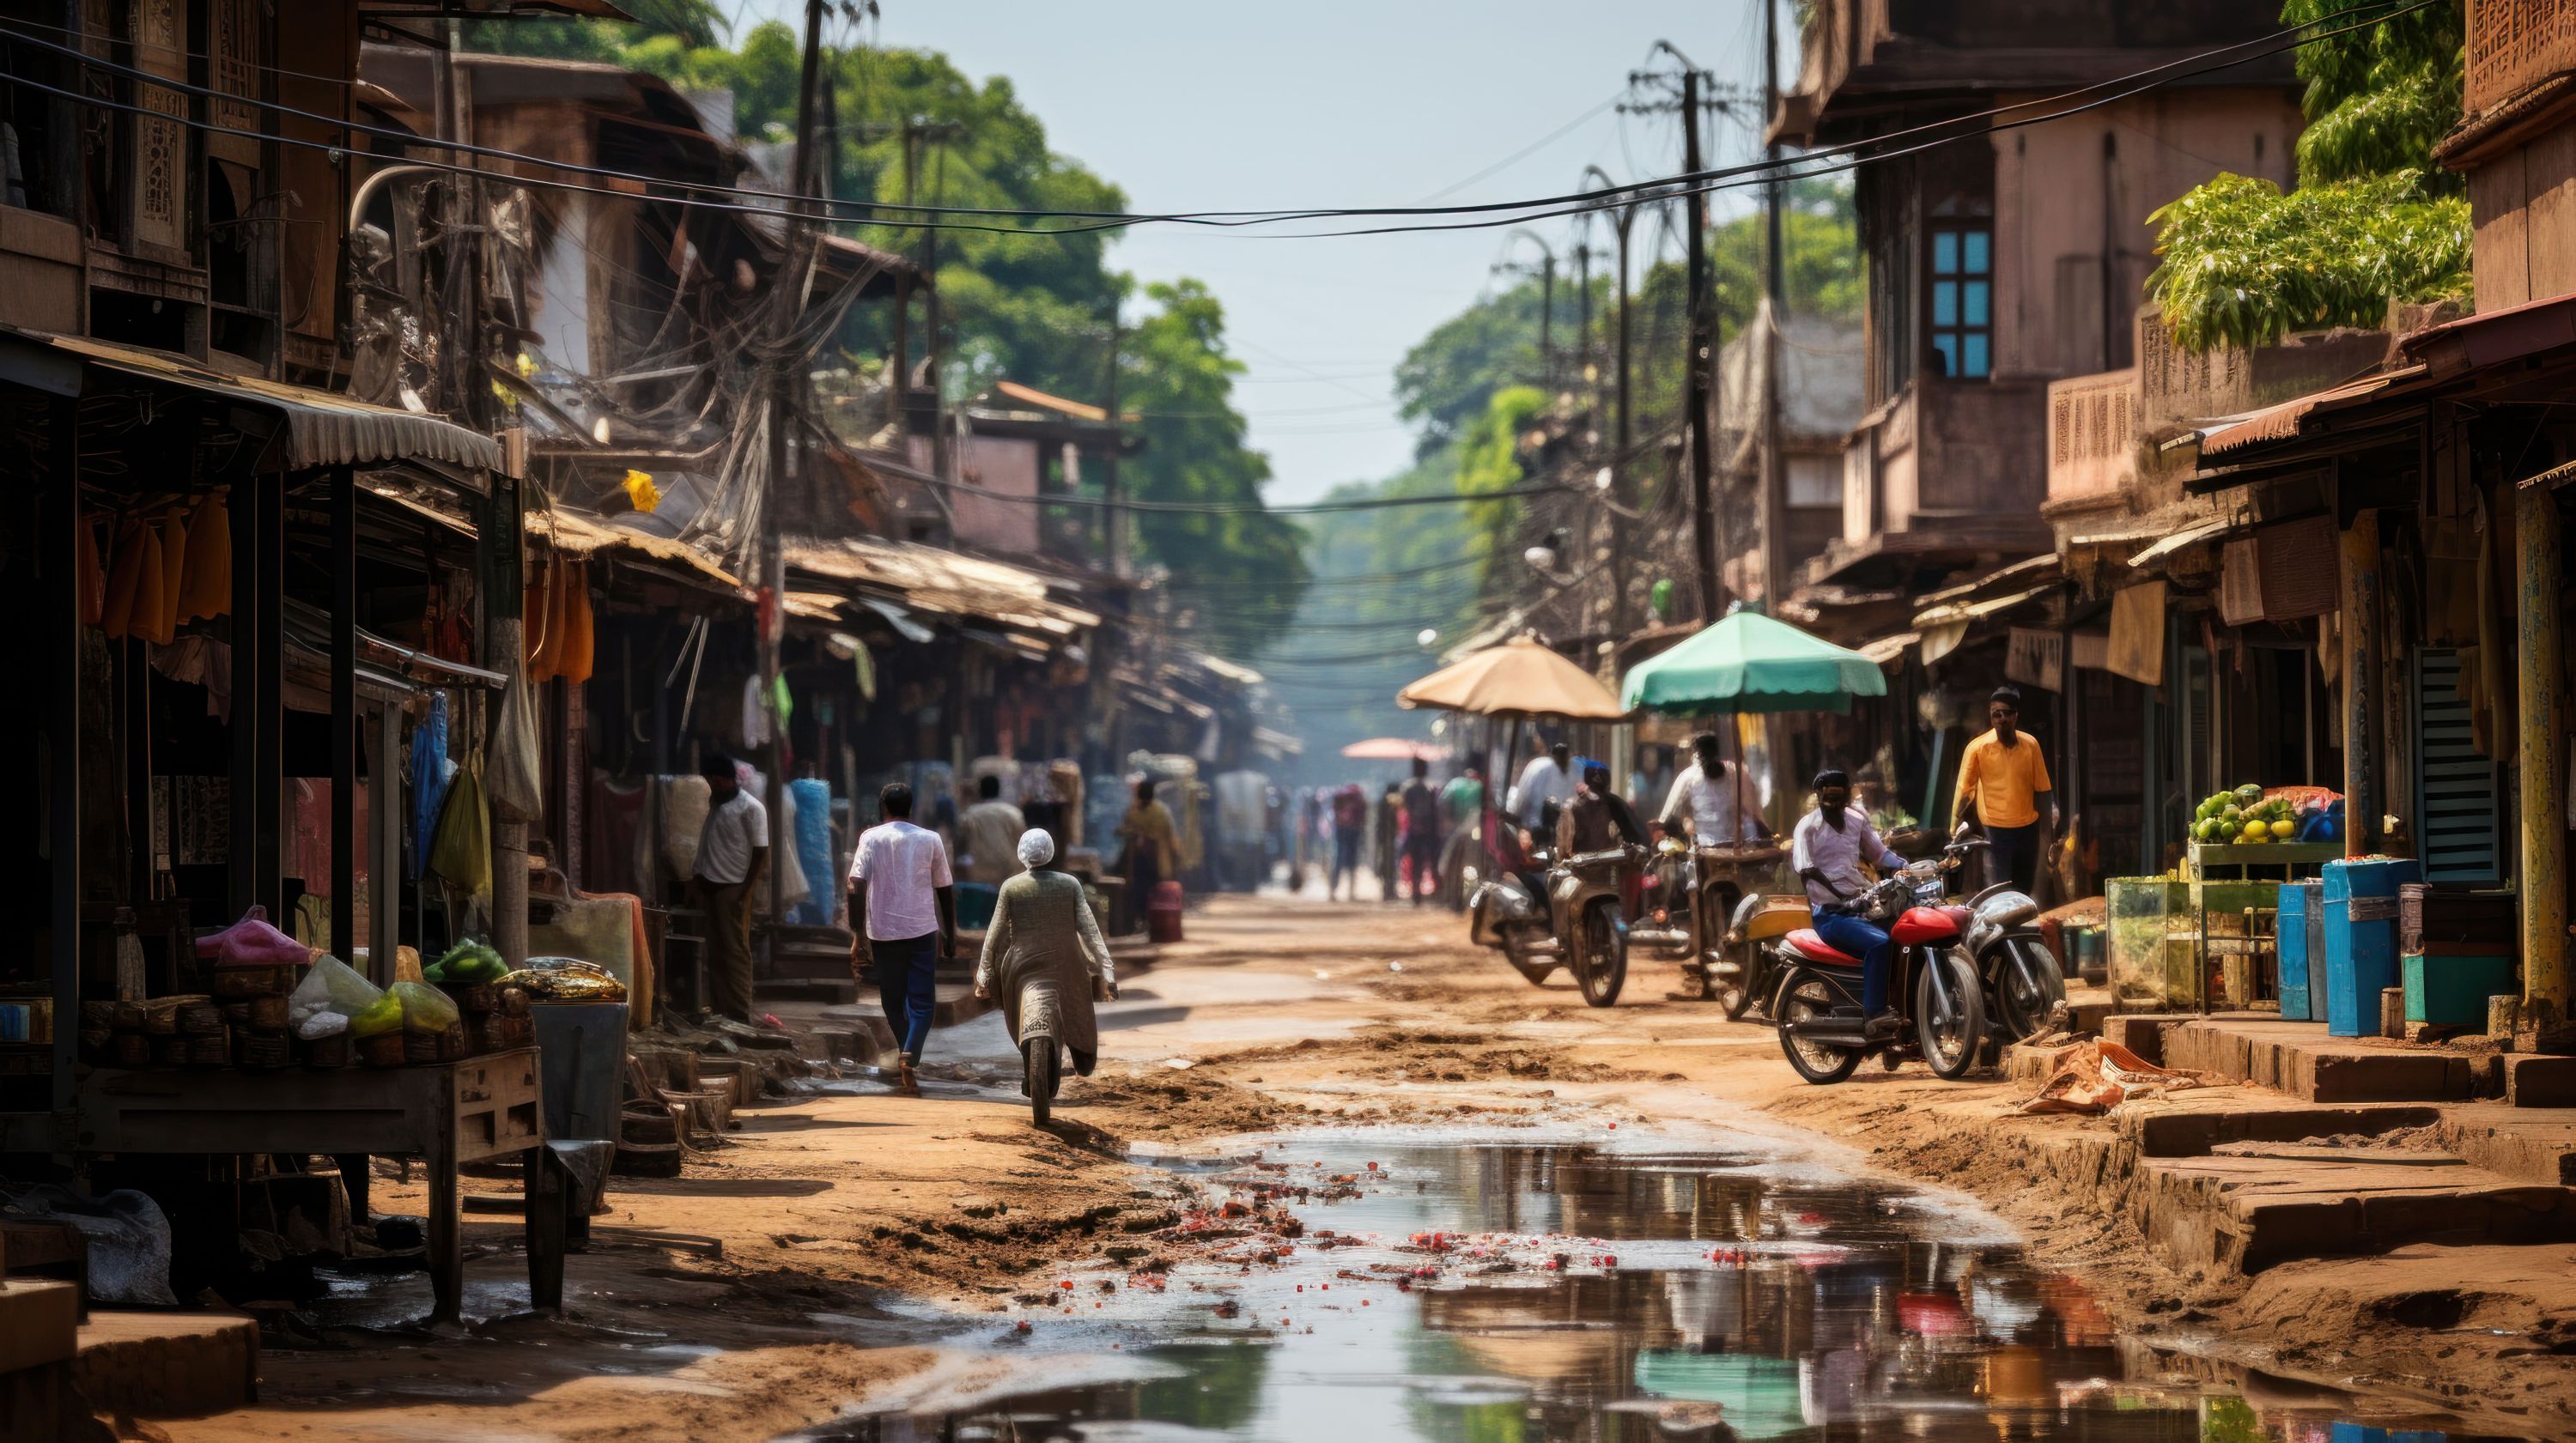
[2126,518,2233,568]
[861,596,936,643]
[2194,366,2426,458]
[526,506,744,592]
[1914,583,2053,630]
[1857,631,1917,666]
[784,537,1101,638]
[8,328,503,472]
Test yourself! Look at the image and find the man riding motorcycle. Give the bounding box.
[1558,763,1647,857]
[1790,768,1911,1041]
[1659,732,1763,847]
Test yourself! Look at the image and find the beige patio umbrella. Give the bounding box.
[1396,635,1628,720]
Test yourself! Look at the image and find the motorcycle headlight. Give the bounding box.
[1461,866,1480,886]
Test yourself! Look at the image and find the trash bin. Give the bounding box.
[2321,858,2421,1038]
[532,1001,630,1142]
[2276,880,2320,1022]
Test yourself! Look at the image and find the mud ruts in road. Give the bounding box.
[790,1121,2504,1442]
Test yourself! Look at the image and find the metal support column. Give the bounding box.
[47,396,79,1115]
[2338,509,2381,859]
[331,465,356,962]
[372,703,403,985]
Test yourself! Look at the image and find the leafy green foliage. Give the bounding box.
[2150,0,2468,349]
[2149,172,2470,349]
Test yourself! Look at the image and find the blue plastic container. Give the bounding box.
[2276,880,2320,1022]
[2321,857,2423,1037]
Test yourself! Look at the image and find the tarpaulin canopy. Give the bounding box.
[1396,635,1627,720]
[1620,609,1888,715]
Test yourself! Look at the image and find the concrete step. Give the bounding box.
[2137,1149,2576,1274]
[2114,1094,2444,1159]
[73,1311,258,1417]
[2160,1016,2484,1102]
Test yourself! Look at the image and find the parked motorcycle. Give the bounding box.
[1630,838,1784,1006]
[1716,889,1814,1020]
[1467,842,1635,1006]
[1549,845,1635,1008]
[1961,872,2067,1042]
[1767,846,1988,1084]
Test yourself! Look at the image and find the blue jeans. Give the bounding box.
[1813,909,1896,1017]
[1986,822,2041,894]
[872,931,940,1062]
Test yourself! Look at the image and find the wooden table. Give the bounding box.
[71,1049,559,1322]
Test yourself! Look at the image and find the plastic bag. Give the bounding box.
[195,905,313,969]
[3,1185,176,1306]
[297,1010,349,1040]
[288,955,383,1029]
[386,980,460,1034]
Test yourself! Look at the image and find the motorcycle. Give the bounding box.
[1630,838,1784,1007]
[1549,845,1635,1008]
[1716,889,1814,1020]
[1767,844,1989,1084]
[1466,842,1634,1006]
[1960,868,2068,1042]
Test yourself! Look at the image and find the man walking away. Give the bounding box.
[1953,685,2056,895]
[1328,782,1368,900]
[958,774,1027,887]
[1793,768,1910,1040]
[690,752,769,1023]
[849,782,957,1094]
[1400,757,1443,906]
[1661,731,1765,846]
[1374,783,1402,905]
[1507,742,1575,834]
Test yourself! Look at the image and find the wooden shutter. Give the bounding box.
[2415,648,2502,882]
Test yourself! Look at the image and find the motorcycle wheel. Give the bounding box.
[1503,932,1556,986]
[1990,936,2068,1041]
[1718,940,1759,1020]
[1917,951,1988,1081]
[1776,970,1861,1084]
[1024,1038,1059,1127]
[1577,900,1627,1008]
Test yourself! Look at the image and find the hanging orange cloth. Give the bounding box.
[557,561,595,683]
[101,517,145,639]
[179,490,232,621]
[156,504,189,638]
[76,516,105,627]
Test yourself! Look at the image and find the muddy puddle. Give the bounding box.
[793,1124,2515,1443]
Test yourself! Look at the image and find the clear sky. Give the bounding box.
[732,0,1781,503]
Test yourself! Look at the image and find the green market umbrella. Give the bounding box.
[1620,609,1888,716]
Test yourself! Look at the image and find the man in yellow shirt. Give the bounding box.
[1953,686,2056,896]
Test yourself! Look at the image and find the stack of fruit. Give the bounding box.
[2191,785,2300,845]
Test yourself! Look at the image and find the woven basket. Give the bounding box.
[306,1034,352,1070]
[358,1033,407,1068]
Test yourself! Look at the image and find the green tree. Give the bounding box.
[2148,0,2469,350]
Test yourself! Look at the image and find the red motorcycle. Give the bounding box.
[1769,844,1987,1084]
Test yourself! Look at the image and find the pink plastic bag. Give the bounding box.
[193,905,313,970]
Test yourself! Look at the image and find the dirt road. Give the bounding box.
[160,894,2576,1441]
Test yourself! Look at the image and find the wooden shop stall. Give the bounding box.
[0,327,566,1320]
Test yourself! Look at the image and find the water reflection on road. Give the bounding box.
[793,1125,2514,1443]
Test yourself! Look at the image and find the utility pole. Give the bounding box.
[1573,240,1593,409]
[1582,166,1637,635]
[1498,231,1558,392]
[890,124,918,411]
[1103,312,1127,578]
[1758,0,1789,609]
[762,0,827,955]
[1680,58,1721,622]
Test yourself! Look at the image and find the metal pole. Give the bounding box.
[1104,314,1127,578]
[331,465,356,962]
[1759,0,1789,606]
[48,397,78,1116]
[2518,482,2567,1047]
[2338,508,2379,859]
[1613,201,1634,634]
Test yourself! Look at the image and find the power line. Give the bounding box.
[1419,93,1624,203]
[0,3,2421,239]
[913,470,1567,515]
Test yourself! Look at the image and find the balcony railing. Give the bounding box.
[2467,0,2576,117]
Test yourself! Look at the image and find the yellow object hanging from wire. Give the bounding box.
[622,469,660,513]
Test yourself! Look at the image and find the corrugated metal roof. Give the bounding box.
[2196,367,2425,456]
[784,537,1103,635]
[2126,518,2233,567]
[33,330,501,472]
[526,506,744,591]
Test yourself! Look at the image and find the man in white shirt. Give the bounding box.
[957,774,1026,886]
[1506,743,1576,833]
[848,782,957,1093]
[1660,732,1766,846]
[690,753,769,1024]
[1790,767,1910,1039]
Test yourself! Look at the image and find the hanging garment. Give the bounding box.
[789,777,833,925]
[410,692,454,882]
[487,668,544,826]
[556,561,595,683]
[659,773,713,884]
[739,673,769,749]
[178,491,232,622]
[428,758,491,897]
[131,518,170,646]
